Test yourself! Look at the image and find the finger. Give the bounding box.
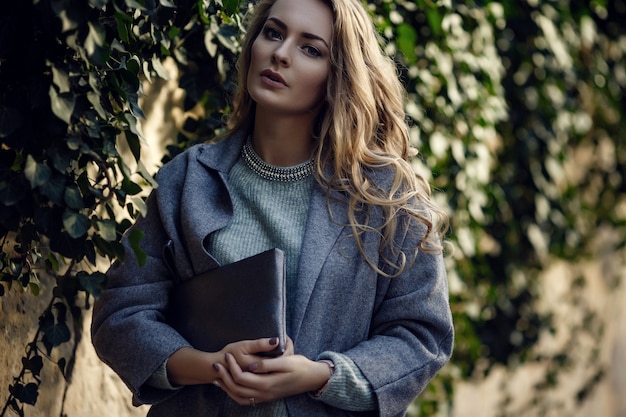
[214,361,263,405]
[226,337,281,359]
[284,337,295,354]
[247,354,295,374]
[225,353,261,387]
[249,337,281,354]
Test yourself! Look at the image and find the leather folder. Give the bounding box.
[167,248,286,357]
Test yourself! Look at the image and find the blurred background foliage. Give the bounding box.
[0,0,624,415]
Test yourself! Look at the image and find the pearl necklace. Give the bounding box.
[241,138,314,182]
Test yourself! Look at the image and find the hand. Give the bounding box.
[212,337,331,406]
[219,336,291,372]
[166,337,286,386]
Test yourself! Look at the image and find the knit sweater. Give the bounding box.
[148,155,376,415]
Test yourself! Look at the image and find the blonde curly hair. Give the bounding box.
[227,0,448,277]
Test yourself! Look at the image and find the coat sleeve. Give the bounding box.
[343,220,454,417]
[90,192,192,405]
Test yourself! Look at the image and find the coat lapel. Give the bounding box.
[291,183,348,339]
[179,131,248,274]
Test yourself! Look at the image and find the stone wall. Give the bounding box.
[0,272,148,417]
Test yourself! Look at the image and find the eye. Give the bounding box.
[302,45,322,57]
[263,27,282,41]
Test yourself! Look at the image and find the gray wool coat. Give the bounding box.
[91,130,454,417]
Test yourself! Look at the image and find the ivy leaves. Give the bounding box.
[0,1,245,414]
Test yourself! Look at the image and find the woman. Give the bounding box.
[91,0,454,415]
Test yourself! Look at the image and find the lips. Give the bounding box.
[261,69,287,87]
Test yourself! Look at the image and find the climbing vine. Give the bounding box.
[0,0,242,414]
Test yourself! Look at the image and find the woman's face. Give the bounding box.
[247,0,333,118]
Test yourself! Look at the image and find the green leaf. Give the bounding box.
[124,131,141,162]
[424,7,443,37]
[103,139,118,157]
[217,24,240,53]
[396,23,417,63]
[121,177,142,196]
[125,0,147,10]
[93,234,115,258]
[151,57,170,79]
[78,271,106,297]
[222,0,241,16]
[63,185,83,209]
[205,29,218,58]
[51,65,71,93]
[49,148,71,173]
[89,0,107,9]
[9,259,22,277]
[130,195,148,217]
[196,0,210,24]
[62,209,90,238]
[97,219,117,241]
[40,175,66,205]
[29,281,40,296]
[87,91,107,118]
[47,253,60,272]
[126,56,140,75]
[159,0,176,8]
[51,0,81,32]
[116,19,130,44]
[85,22,110,66]
[24,155,51,188]
[128,228,146,266]
[128,94,145,118]
[66,136,81,151]
[137,160,157,188]
[49,86,75,124]
[19,272,29,287]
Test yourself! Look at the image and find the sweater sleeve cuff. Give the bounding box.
[309,351,377,411]
[145,358,183,391]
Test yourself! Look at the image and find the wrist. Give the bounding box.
[311,359,335,398]
[167,347,221,385]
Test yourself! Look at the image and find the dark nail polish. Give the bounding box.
[269,337,278,345]
[212,363,219,371]
[248,362,259,372]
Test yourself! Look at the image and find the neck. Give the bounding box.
[252,108,317,166]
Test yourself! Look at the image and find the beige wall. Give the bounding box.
[453,249,626,417]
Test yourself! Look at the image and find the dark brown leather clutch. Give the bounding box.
[167,248,286,357]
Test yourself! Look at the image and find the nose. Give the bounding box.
[271,43,291,67]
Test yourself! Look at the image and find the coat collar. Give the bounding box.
[196,129,248,173]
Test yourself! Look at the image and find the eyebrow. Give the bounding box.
[267,17,330,48]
